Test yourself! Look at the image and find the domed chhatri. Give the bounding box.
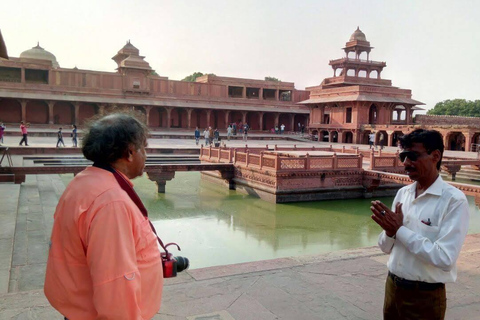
[20,42,59,68]
[349,26,367,42]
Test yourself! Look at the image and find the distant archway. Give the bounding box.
[26,100,48,124]
[53,102,74,125]
[343,131,353,144]
[447,132,466,151]
[0,98,21,122]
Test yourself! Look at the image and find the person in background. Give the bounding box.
[301,124,305,137]
[19,121,29,146]
[243,123,249,142]
[71,125,77,147]
[194,127,200,146]
[369,132,375,149]
[0,121,5,145]
[370,129,469,319]
[56,127,65,148]
[227,125,233,141]
[213,128,220,145]
[203,127,210,146]
[208,126,214,145]
[44,113,164,320]
[280,124,285,134]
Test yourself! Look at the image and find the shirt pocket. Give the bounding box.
[416,219,440,241]
[137,220,161,262]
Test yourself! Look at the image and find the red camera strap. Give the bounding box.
[93,163,168,253]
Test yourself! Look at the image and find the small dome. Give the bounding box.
[20,43,59,68]
[349,27,367,42]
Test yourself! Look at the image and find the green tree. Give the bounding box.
[181,72,216,82]
[427,99,480,117]
[265,76,280,82]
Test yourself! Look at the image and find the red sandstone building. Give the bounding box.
[0,42,309,131]
[1,29,479,151]
[301,28,480,152]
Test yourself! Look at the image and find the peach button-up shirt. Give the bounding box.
[45,166,163,320]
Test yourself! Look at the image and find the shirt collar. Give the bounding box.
[406,175,443,196]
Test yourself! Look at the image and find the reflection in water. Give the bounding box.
[125,172,480,269]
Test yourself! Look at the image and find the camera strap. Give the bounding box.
[92,163,170,254]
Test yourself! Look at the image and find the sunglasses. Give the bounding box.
[398,151,428,162]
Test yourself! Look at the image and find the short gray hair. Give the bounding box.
[82,113,148,165]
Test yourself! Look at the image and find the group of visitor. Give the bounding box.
[197,123,249,144]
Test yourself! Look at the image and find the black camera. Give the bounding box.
[161,243,189,278]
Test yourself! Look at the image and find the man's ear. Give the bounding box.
[431,149,441,165]
[126,145,135,162]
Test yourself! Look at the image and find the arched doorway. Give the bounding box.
[311,129,318,141]
[262,113,276,131]
[321,130,329,142]
[294,114,308,132]
[278,113,290,131]
[0,98,22,123]
[26,100,48,124]
[368,104,378,124]
[246,112,259,130]
[447,132,466,151]
[78,103,98,125]
[53,102,74,125]
[331,131,338,143]
[392,131,403,148]
[376,130,387,148]
[343,131,353,144]
[471,132,480,152]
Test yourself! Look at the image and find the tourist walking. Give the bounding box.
[370,129,469,320]
[368,132,375,149]
[243,123,249,142]
[208,126,214,145]
[19,121,29,146]
[213,128,220,145]
[0,122,5,145]
[71,125,77,147]
[280,124,285,134]
[203,127,210,146]
[56,127,65,147]
[227,125,232,141]
[44,114,164,320]
[379,133,384,150]
[301,125,305,137]
[194,127,200,145]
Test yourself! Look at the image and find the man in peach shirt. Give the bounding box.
[45,113,163,319]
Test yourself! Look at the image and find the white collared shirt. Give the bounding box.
[378,175,470,283]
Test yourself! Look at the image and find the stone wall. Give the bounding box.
[416,114,480,127]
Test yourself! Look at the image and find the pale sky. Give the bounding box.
[2,0,479,111]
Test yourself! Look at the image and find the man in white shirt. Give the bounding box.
[370,129,469,320]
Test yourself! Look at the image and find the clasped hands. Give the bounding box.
[370,200,403,238]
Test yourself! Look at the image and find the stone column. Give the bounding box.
[337,131,343,143]
[144,106,152,127]
[242,86,246,99]
[186,108,192,129]
[205,109,212,127]
[275,90,279,101]
[224,110,230,127]
[74,102,80,125]
[98,104,106,116]
[289,114,295,132]
[386,131,393,147]
[166,107,172,128]
[47,101,55,124]
[465,131,473,152]
[444,134,450,151]
[406,106,412,124]
[20,99,27,122]
[319,106,325,124]
[274,113,280,127]
[259,88,263,100]
[242,111,247,125]
[258,112,264,130]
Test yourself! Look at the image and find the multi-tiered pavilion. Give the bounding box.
[300,27,424,147]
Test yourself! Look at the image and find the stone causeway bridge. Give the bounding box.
[2,144,480,203]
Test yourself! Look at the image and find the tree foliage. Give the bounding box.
[427,99,480,117]
[265,76,280,82]
[181,72,215,82]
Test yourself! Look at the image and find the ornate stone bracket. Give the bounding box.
[146,171,175,193]
[441,164,461,181]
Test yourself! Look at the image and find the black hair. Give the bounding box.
[399,129,444,170]
[82,113,148,165]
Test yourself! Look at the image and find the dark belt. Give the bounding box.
[389,272,445,291]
